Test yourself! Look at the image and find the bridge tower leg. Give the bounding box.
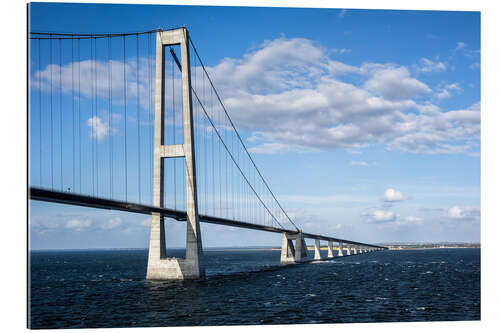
[327,241,334,258]
[314,239,322,260]
[295,232,309,262]
[147,28,205,280]
[338,242,344,256]
[280,233,296,264]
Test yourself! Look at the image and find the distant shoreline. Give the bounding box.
[388,246,480,250]
[30,245,480,252]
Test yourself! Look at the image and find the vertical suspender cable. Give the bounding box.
[71,37,75,191]
[123,35,128,201]
[91,38,95,196]
[59,38,63,191]
[211,87,215,216]
[108,36,113,198]
[172,49,176,209]
[225,108,228,218]
[148,33,152,204]
[136,34,141,203]
[50,35,54,189]
[203,69,207,216]
[38,38,42,186]
[218,94,221,216]
[78,39,82,192]
[95,37,99,197]
[193,53,197,211]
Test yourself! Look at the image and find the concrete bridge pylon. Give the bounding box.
[146,28,204,280]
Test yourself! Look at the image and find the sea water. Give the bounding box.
[29,248,480,328]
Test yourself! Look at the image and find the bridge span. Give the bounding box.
[29,27,387,280]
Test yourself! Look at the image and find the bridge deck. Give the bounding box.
[29,187,386,249]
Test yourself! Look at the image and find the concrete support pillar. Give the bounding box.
[146,28,204,280]
[314,239,322,260]
[280,232,309,264]
[327,241,334,258]
[352,246,357,255]
[280,233,296,264]
[338,242,344,256]
[295,232,309,262]
[346,245,351,256]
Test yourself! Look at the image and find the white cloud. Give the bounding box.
[31,218,62,235]
[418,58,446,73]
[404,216,423,224]
[350,161,376,167]
[248,142,317,154]
[101,217,122,230]
[332,48,351,55]
[435,82,462,100]
[87,116,112,141]
[390,216,423,228]
[32,57,157,110]
[447,206,480,221]
[364,66,431,100]
[455,42,466,51]
[203,37,479,156]
[383,188,407,202]
[33,37,480,157]
[364,209,397,223]
[65,218,92,231]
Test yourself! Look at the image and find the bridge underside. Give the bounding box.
[29,187,387,249]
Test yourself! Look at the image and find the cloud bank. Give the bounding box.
[205,37,480,156]
[32,37,480,157]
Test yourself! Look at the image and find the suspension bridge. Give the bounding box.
[28,27,387,280]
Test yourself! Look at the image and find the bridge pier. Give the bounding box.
[327,241,334,258]
[346,245,351,256]
[280,232,309,264]
[314,239,322,260]
[352,246,357,255]
[338,242,344,256]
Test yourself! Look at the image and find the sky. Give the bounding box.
[28,2,481,250]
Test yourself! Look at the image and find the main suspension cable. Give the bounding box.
[188,36,299,231]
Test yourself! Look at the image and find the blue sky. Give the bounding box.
[28,3,480,249]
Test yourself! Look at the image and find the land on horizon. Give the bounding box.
[30,242,480,252]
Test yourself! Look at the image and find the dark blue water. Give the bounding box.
[29,248,480,328]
